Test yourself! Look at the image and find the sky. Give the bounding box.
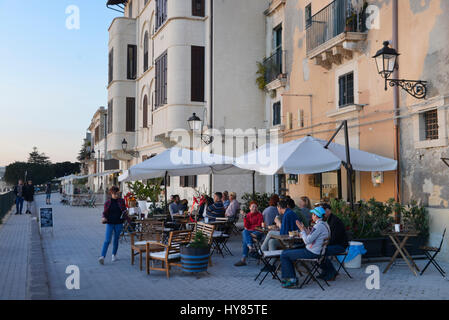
[0,0,120,166]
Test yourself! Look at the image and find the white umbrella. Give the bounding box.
[119,147,251,182]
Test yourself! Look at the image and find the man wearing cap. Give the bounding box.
[279,207,330,288]
[319,203,349,281]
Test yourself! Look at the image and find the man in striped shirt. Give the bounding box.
[205,192,225,219]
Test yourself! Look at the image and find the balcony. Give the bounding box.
[306,0,368,69]
[263,49,287,90]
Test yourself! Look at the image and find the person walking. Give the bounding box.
[99,186,131,264]
[23,180,35,215]
[13,180,25,215]
[45,182,52,205]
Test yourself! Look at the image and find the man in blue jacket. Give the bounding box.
[280,200,300,236]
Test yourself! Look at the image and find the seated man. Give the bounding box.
[234,201,263,266]
[260,200,301,252]
[225,192,240,221]
[287,198,310,228]
[168,195,180,218]
[223,191,230,209]
[205,192,226,219]
[280,207,330,288]
[319,203,349,281]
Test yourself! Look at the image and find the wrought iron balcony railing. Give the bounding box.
[263,49,285,84]
[306,0,367,54]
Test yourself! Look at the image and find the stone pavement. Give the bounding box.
[2,194,449,300]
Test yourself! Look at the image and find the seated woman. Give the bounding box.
[262,194,279,226]
[280,207,330,288]
[234,201,263,267]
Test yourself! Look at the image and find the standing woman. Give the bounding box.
[23,180,35,215]
[99,186,131,264]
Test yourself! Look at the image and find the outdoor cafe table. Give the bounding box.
[381,230,421,276]
[270,233,304,249]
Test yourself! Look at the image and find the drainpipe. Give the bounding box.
[392,0,401,204]
[208,0,214,197]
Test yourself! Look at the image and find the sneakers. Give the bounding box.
[98,256,105,265]
[112,255,118,262]
[281,278,298,289]
[234,260,247,267]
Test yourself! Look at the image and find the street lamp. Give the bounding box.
[373,41,427,99]
[121,138,139,157]
[187,113,214,145]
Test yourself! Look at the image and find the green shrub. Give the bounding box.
[241,192,271,213]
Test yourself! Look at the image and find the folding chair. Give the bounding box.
[211,222,233,257]
[295,239,330,291]
[420,228,446,277]
[254,247,283,285]
[230,214,241,236]
[326,249,352,279]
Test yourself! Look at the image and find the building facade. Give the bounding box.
[106,0,272,200]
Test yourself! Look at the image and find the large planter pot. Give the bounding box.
[384,235,427,257]
[180,245,210,273]
[353,237,386,258]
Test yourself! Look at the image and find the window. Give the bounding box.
[273,102,281,126]
[180,176,197,188]
[192,0,205,17]
[94,126,100,144]
[305,4,312,29]
[191,46,205,102]
[338,72,354,107]
[143,32,149,72]
[126,97,136,132]
[107,100,113,134]
[161,175,171,187]
[108,49,113,84]
[128,1,133,18]
[156,0,167,30]
[142,95,148,128]
[127,45,137,80]
[273,24,282,52]
[424,109,439,140]
[155,51,167,108]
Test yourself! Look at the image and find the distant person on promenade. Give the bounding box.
[23,180,35,215]
[99,186,131,265]
[45,182,52,205]
[13,180,25,215]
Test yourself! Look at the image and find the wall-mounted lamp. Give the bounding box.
[187,113,214,145]
[121,138,140,158]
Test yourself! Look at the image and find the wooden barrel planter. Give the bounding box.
[180,246,210,273]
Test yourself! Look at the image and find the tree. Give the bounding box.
[28,147,51,165]
[77,141,91,162]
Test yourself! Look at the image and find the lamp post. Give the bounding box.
[187,113,214,145]
[121,138,139,158]
[373,41,427,99]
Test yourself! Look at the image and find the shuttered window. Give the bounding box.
[273,102,281,126]
[338,72,354,107]
[155,51,167,108]
[94,126,100,144]
[143,32,149,72]
[192,0,205,17]
[127,45,137,80]
[107,100,113,134]
[191,46,205,102]
[143,95,148,128]
[180,176,197,188]
[126,97,136,132]
[156,0,167,30]
[108,49,113,84]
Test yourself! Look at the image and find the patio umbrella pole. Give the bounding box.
[164,171,168,214]
[252,171,256,198]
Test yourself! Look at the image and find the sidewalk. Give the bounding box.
[0,204,31,300]
[39,194,449,300]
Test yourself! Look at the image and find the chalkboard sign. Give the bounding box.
[39,207,54,232]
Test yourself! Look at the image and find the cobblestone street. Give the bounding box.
[1,194,448,300]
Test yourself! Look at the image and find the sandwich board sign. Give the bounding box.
[39,207,54,235]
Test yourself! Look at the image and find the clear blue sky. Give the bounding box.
[0,0,119,166]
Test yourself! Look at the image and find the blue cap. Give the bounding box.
[310,207,326,219]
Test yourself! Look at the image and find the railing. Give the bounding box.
[263,49,285,84]
[306,0,367,54]
[0,191,15,222]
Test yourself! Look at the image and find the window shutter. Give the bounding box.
[192,0,205,17]
[191,46,205,102]
[107,100,113,134]
[126,97,136,132]
[108,49,113,84]
[143,32,149,72]
[143,95,148,128]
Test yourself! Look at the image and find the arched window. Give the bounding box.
[143,31,149,72]
[143,95,148,128]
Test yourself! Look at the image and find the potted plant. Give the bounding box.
[145,178,163,216]
[126,181,150,213]
[180,231,210,273]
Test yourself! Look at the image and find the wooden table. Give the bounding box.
[381,230,421,276]
[270,234,303,249]
[255,226,279,235]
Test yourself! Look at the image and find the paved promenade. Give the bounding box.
[1,194,449,300]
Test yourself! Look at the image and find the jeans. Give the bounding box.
[26,201,33,214]
[101,224,123,257]
[15,197,24,214]
[242,230,262,258]
[281,248,319,280]
[261,230,282,252]
[46,194,51,200]
[321,245,346,277]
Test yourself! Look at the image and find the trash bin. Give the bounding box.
[341,241,367,269]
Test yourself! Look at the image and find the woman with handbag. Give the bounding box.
[99,186,131,265]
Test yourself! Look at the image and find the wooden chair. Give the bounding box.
[194,222,216,266]
[130,220,164,271]
[146,230,193,278]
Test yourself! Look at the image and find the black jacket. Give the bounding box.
[23,184,35,202]
[327,214,349,248]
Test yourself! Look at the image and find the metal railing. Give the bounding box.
[306,0,367,54]
[0,191,15,222]
[263,49,285,84]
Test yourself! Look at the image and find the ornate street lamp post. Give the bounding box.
[187,113,214,145]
